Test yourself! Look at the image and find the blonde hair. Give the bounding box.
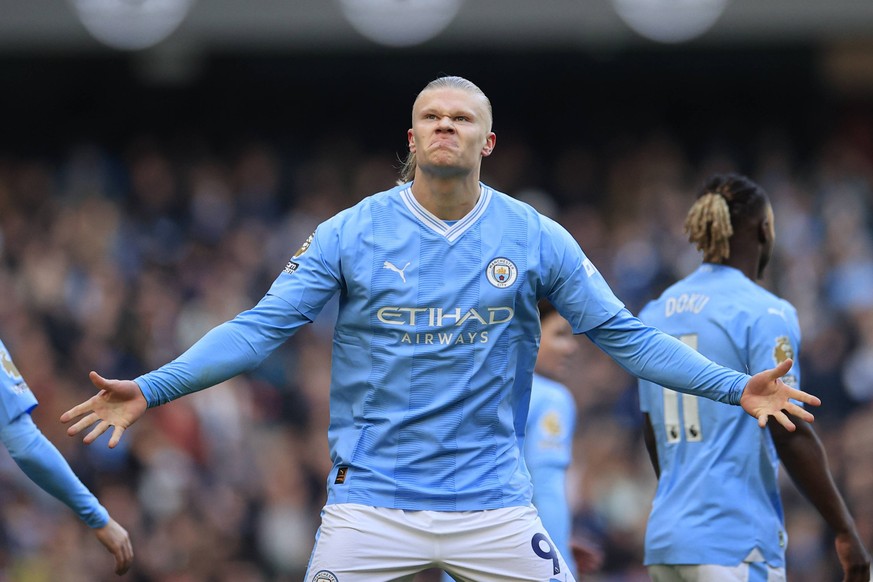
[684,192,734,262]
[397,75,492,184]
[684,174,769,263]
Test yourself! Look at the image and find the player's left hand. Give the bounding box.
[739,359,820,431]
[835,530,871,582]
[570,538,604,575]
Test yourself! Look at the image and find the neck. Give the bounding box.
[409,172,482,220]
[721,247,760,280]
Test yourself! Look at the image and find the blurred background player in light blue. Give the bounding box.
[0,339,133,576]
[638,173,871,582]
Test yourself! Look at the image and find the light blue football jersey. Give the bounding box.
[268,184,622,510]
[0,340,38,427]
[638,263,801,567]
[138,183,753,513]
[524,373,577,575]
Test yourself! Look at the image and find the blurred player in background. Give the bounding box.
[62,77,819,582]
[0,339,133,575]
[638,173,871,582]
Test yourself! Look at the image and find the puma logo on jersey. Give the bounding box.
[767,307,787,320]
[383,261,411,283]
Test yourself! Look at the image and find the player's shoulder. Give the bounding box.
[706,267,799,326]
[639,276,690,319]
[747,286,798,328]
[488,185,556,223]
[320,183,406,228]
[347,183,406,214]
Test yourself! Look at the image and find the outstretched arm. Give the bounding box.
[1,413,133,575]
[587,310,819,431]
[769,417,871,581]
[61,293,311,447]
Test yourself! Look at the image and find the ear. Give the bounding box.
[481,132,496,157]
[757,219,768,244]
[758,204,775,244]
[407,128,416,153]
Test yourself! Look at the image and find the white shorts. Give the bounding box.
[648,562,786,582]
[305,503,576,582]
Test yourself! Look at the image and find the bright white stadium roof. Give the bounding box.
[1,0,872,53]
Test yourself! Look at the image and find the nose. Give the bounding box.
[436,116,455,131]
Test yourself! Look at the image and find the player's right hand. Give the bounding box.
[94,517,134,575]
[60,371,148,448]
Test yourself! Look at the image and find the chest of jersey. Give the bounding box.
[341,212,533,348]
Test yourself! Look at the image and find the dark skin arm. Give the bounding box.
[642,413,660,479]
[768,415,871,582]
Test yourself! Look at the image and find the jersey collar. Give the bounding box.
[400,184,492,243]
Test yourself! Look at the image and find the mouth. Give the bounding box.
[431,136,457,147]
[429,142,458,153]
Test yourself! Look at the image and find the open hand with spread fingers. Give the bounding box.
[740,359,820,431]
[60,371,148,448]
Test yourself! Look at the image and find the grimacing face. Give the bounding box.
[407,87,495,179]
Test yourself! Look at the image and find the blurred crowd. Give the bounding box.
[0,104,871,582]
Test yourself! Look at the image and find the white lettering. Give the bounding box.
[392,331,492,346]
[406,307,429,325]
[377,305,515,327]
[377,307,404,325]
[437,308,463,326]
[377,307,429,325]
[457,308,488,326]
[665,294,711,317]
[488,307,514,324]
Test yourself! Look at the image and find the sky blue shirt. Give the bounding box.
[137,183,752,512]
[0,340,108,529]
[638,264,801,567]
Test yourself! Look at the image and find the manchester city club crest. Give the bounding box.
[486,257,518,288]
[312,571,339,582]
